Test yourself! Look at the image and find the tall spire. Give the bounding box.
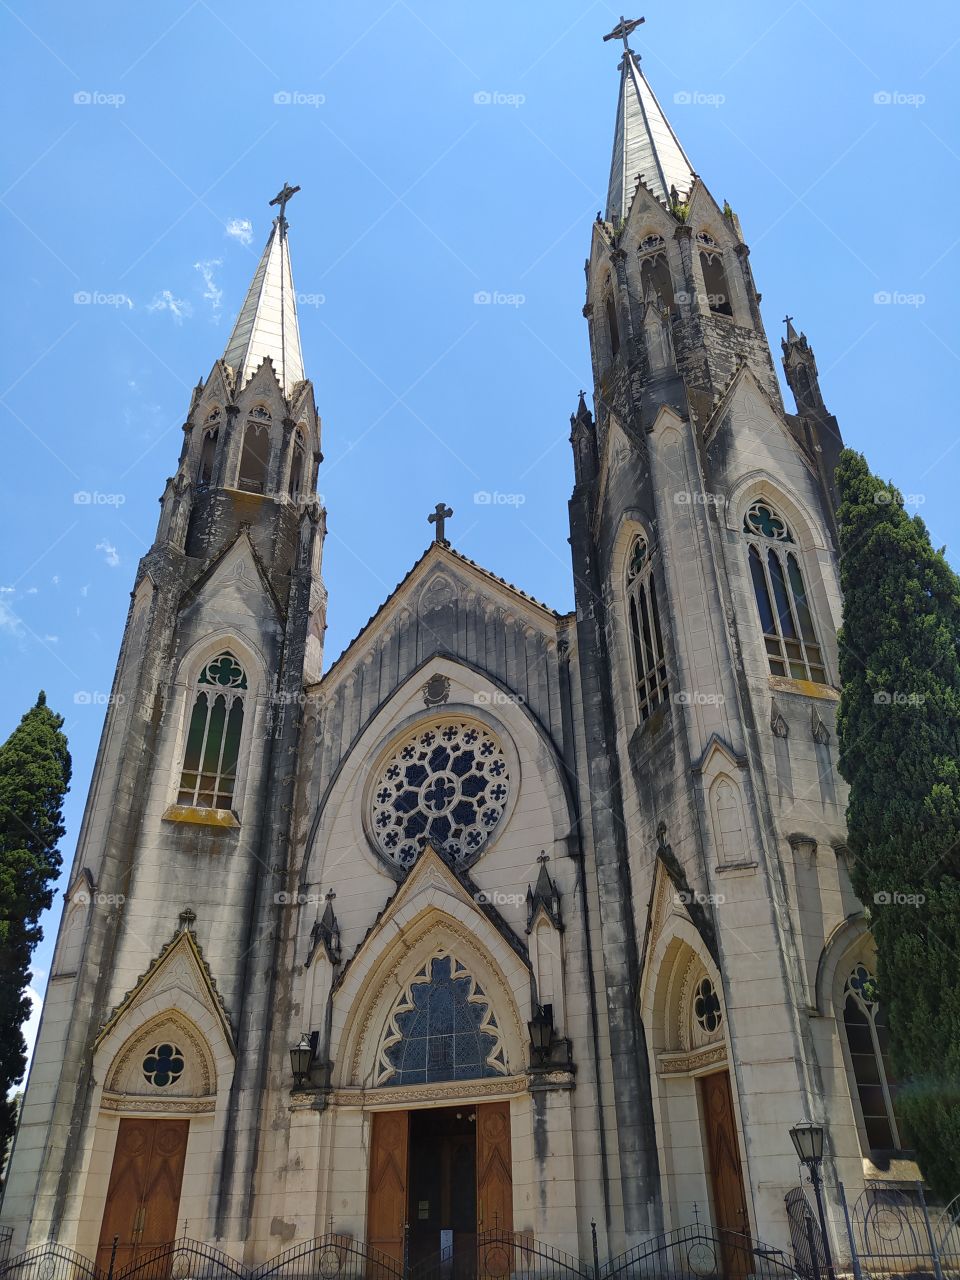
[222,185,305,396]
[603,18,696,222]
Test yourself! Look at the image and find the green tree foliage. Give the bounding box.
[0,692,71,1153]
[836,449,960,1194]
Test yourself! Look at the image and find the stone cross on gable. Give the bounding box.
[428,502,453,544]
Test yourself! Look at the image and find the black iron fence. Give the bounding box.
[6,1199,960,1280]
[0,1230,12,1269]
[783,1179,960,1280]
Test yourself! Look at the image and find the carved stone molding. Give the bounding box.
[657,1044,726,1077]
[327,1073,528,1111]
[100,1092,216,1114]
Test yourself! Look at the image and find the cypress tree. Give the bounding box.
[0,692,71,1152]
[836,449,960,1194]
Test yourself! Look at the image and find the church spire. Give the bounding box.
[222,184,305,397]
[603,17,696,222]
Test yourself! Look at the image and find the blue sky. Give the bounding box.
[2,0,959,1068]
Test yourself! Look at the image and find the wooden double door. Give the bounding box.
[96,1118,190,1273]
[368,1102,513,1273]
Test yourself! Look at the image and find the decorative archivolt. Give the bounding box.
[340,906,527,1090]
[102,1010,216,1113]
[374,947,508,1087]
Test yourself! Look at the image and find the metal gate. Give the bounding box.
[849,1183,946,1280]
[111,1239,247,1280]
[0,1244,105,1280]
[409,1230,593,1280]
[253,1235,405,1280]
[601,1224,809,1280]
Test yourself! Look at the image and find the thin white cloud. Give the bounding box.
[194,259,223,319]
[25,587,38,595]
[0,599,23,636]
[96,539,120,568]
[225,217,253,246]
[148,290,192,324]
[42,635,59,644]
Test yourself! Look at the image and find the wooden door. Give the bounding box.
[96,1119,189,1273]
[367,1111,409,1267]
[699,1072,750,1278]
[476,1102,513,1236]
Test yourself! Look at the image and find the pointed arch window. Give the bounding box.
[605,292,621,359]
[177,652,247,811]
[238,422,270,494]
[743,501,826,683]
[376,952,508,1086]
[288,430,305,500]
[640,250,675,312]
[699,249,733,317]
[842,963,901,1153]
[626,534,668,720]
[197,427,218,491]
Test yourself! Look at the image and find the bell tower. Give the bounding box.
[569,19,851,1245]
[3,189,327,1252]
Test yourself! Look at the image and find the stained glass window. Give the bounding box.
[177,652,247,810]
[743,502,827,683]
[142,1043,185,1088]
[693,976,722,1035]
[625,535,668,721]
[370,721,510,867]
[377,954,506,1087]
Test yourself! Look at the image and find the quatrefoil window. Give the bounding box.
[142,1043,185,1087]
[693,977,722,1035]
[371,721,510,867]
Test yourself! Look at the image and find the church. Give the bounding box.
[1,19,914,1277]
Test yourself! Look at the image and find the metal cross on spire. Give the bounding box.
[269,181,301,236]
[428,502,453,544]
[602,15,645,55]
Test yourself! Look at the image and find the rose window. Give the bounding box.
[142,1043,185,1087]
[371,720,510,867]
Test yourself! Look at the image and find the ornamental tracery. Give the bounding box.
[375,950,508,1086]
[370,720,510,867]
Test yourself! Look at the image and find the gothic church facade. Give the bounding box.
[2,29,913,1271]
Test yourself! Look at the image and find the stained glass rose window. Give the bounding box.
[371,721,510,867]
